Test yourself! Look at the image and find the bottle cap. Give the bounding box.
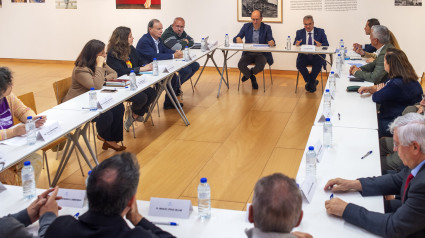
[338,53,341,56]
[326,118,331,122]
[153,58,157,61]
[331,71,334,74]
[88,170,92,176]
[200,177,207,183]
[326,89,330,92]
[27,116,33,120]
[90,87,95,90]
[288,36,290,38]
[202,38,205,40]
[308,146,314,150]
[24,161,31,166]
[130,70,134,73]
[226,34,228,36]
[185,46,188,48]
[340,39,343,41]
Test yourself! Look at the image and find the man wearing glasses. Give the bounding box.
[234,10,275,90]
[294,15,328,93]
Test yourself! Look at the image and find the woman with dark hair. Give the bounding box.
[106,26,157,131]
[64,39,126,151]
[0,67,45,184]
[358,48,423,137]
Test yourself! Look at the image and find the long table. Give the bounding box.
[214,44,336,97]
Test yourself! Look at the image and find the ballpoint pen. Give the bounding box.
[361,150,373,159]
[152,222,178,226]
[330,194,334,199]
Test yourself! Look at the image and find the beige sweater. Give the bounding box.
[63,64,117,102]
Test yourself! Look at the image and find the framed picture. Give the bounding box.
[56,0,77,9]
[116,0,161,9]
[238,0,282,23]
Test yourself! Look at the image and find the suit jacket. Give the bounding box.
[44,211,175,238]
[364,43,377,53]
[107,46,150,77]
[233,22,275,65]
[354,43,393,84]
[136,33,175,62]
[293,27,329,67]
[342,165,425,238]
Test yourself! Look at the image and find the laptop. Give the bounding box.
[191,36,209,49]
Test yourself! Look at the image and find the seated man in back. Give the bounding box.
[294,15,329,93]
[234,10,275,90]
[137,19,198,109]
[45,152,176,238]
[349,25,393,84]
[246,173,312,238]
[324,113,425,237]
[353,18,380,54]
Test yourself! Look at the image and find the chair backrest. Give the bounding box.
[14,92,37,125]
[52,77,72,104]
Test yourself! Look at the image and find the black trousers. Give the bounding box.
[127,87,157,116]
[238,52,267,78]
[94,103,125,142]
[296,54,324,85]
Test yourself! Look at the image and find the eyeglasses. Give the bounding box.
[304,23,313,26]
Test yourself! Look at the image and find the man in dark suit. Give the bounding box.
[324,113,425,238]
[233,10,275,90]
[45,153,176,238]
[353,18,380,54]
[136,19,196,109]
[294,15,329,93]
[349,25,393,84]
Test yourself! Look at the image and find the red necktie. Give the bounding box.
[402,173,414,203]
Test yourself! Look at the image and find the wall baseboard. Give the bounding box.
[0,58,74,65]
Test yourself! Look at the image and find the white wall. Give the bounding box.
[0,0,424,73]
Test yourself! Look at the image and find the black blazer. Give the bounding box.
[107,46,150,77]
[44,211,176,238]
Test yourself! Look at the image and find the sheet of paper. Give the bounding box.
[57,188,86,208]
[300,176,317,203]
[229,43,243,49]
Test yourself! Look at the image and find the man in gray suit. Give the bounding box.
[349,25,393,84]
[324,113,425,237]
[246,173,312,238]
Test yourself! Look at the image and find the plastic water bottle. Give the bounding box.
[129,70,137,90]
[184,46,190,61]
[323,89,331,117]
[323,118,333,148]
[22,161,36,200]
[26,116,36,146]
[224,34,229,47]
[335,54,341,75]
[197,177,211,220]
[152,58,159,76]
[305,146,316,180]
[328,71,336,98]
[89,88,97,111]
[286,36,291,50]
[201,38,206,52]
[340,45,346,63]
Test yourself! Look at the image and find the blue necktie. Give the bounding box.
[308,32,312,45]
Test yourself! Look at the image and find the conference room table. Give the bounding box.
[0,46,219,186]
[214,44,336,97]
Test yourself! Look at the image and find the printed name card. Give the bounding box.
[149,197,192,219]
[97,95,114,109]
[136,75,148,86]
[301,45,316,52]
[37,121,60,142]
[300,176,317,203]
[57,188,86,208]
[313,139,324,163]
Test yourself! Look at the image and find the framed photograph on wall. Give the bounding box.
[56,0,77,9]
[116,0,161,9]
[238,0,282,23]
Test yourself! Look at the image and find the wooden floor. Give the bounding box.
[0,59,325,211]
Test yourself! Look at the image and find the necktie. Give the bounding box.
[402,173,414,203]
[308,32,312,45]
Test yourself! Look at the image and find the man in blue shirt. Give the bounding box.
[324,113,425,237]
[234,10,275,90]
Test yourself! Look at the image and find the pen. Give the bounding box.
[82,107,90,110]
[34,116,43,122]
[74,212,79,219]
[330,194,334,199]
[361,150,373,159]
[338,113,341,120]
[152,222,178,226]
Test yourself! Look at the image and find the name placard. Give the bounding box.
[38,121,61,142]
[313,138,324,163]
[165,65,175,73]
[149,197,192,219]
[300,176,317,203]
[97,95,114,109]
[301,45,316,52]
[57,188,86,208]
